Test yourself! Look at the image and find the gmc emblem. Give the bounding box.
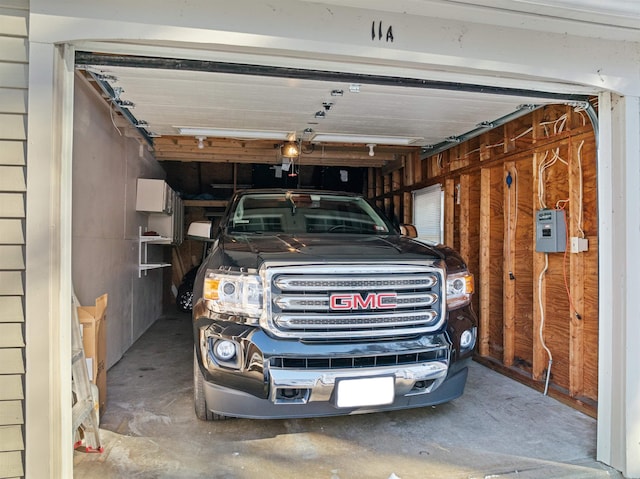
[329,292,397,310]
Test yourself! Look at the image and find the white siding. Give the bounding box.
[0,2,26,478]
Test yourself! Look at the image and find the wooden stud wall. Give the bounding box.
[371,103,599,415]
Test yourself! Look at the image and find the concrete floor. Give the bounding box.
[74,312,622,479]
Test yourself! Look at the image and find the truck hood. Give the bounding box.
[216,233,466,271]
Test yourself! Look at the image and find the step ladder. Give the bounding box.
[71,293,103,453]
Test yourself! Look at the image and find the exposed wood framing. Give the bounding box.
[153,136,414,168]
[568,137,587,397]
[370,104,598,414]
[531,146,548,381]
[444,179,454,247]
[479,169,491,357]
[503,162,516,367]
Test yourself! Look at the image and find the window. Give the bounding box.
[412,185,443,243]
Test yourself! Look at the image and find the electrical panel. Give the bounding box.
[535,209,566,253]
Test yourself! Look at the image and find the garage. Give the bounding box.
[71,51,600,410]
[68,52,604,477]
[74,53,597,475]
[3,1,640,478]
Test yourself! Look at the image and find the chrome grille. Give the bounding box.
[263,263,444,339]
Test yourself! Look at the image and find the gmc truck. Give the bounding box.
[191,189,477,420]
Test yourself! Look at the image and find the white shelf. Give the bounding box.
[139,262,172,271]
[138,227,172,277]
[139,234,172,244]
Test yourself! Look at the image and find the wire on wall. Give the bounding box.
[540,113,567,137]
[576,140,586,239]
[108,100,123,136]
[538,148,567,209]
[538,253,553,395]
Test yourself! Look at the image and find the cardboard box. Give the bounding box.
[77,294,108,416]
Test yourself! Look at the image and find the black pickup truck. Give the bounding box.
[190,189,477,420]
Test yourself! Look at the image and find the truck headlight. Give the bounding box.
[203,269,262,318]
[446,271,474,309]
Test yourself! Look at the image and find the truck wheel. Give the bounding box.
[193,351,228,421]
[176,286,193,313]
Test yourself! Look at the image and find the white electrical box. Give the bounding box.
[570,236,589,253]
[535,209,566,253]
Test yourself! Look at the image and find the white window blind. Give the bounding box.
[413,184,443,243]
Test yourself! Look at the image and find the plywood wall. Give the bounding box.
[370,103,599,415]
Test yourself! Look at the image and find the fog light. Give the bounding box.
[214,340,237,361]
[460,329,475,349]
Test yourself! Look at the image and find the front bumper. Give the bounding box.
[194,314,473,418]
[201,361,469,419]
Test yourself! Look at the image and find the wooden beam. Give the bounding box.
[459,174,471,264]
[403,192,412,224]
[503,162,516,367]
[569,138,585,397]
[380,156,405,175]
[155,136,416,152]
[155,151,389,168]
[444,179,455,247]
[154,145,397,161]
[404,153,415,187]
[367,167,375,198]
[153,136,417,168]
[479,168,492,357]
[532,151,547,382]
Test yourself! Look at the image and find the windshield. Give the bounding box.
[228,192,394,235]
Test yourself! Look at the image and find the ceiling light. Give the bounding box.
[311,133,421,146]
[367,143,376,157]
[281,141,300,158]
[177,127,292,140]
[196,136,206,149]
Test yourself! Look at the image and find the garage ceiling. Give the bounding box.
[76,53,592,192]
[81,63,567,146]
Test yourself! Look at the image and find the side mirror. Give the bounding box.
[399,224,418,238]
[187,221,215,242]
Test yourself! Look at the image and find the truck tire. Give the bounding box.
[176,286,193,313]
[193,351,228,421]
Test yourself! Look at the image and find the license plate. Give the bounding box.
[335,376,395,408]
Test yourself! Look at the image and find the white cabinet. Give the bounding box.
[136,178,183,244]
[136,178,174,213]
